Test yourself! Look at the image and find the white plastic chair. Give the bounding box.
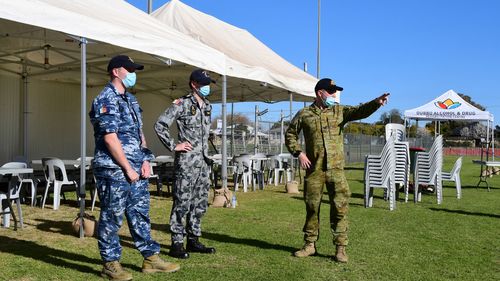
[232,154,252,192]
[364,137,397,210]
[267,155,287,186]
[41,157,78,210]
[250,153,267,190]
[1,162,36,206]
[0,165,25,228]
[278,153,294,182]
[441,157,462,199]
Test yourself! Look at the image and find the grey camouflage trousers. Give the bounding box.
[170,161,210,244]
[95,167,160,262]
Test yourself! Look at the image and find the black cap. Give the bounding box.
[107,55,144,72]
[314,78,343,93]
[190,69,215,86]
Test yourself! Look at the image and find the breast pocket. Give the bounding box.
[181,115,202,129]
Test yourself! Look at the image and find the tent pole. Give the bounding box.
[280,110,284,154]
[79,37,88,239]
[254,105,258,155]
[22,62,29,161]
[289,91,294,177]
[403,118,407,139]
[231,102,234,157]
[492,120,495,160]
[221,75,227,189]
[148,0,153,14]
[486,120,490,160]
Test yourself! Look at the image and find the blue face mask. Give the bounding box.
[323,96,336,107]
[122,72,136,88]
[198,85,210,97]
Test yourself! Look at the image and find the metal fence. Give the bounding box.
[210,131,496,164]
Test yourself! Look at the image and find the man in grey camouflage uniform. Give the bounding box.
[90,55,179,280]
[155,69,216,259]
[285,78,389,263]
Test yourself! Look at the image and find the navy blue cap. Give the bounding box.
[315,78,343,93]
[107,55,144,72]
[190,69,215,86]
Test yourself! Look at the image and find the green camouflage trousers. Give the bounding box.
[302,168,351,246]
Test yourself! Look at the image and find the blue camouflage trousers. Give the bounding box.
[95,167,160,262]
[170,161,210,244]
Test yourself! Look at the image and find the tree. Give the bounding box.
[211,113,251,129]
[270,120,290,130]
[377,109,403,125]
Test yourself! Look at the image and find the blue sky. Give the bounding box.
[127,0,500,126]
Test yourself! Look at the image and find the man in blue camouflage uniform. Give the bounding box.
[155,69,216,259]
[285,78,389,263]
[89,55,180,280]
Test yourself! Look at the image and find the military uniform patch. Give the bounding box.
[99,105,108,114]
[191,105,197,115]
[173,99,183,105]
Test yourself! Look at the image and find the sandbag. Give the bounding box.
[285,181,300,194]
[212,187,233,208]
[72,213,98,237]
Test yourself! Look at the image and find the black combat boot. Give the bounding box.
[169,242,189,259]
[186,237,216,254]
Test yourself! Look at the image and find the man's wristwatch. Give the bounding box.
[293,151,302,157]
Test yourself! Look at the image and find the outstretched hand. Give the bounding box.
[377,93,390,106]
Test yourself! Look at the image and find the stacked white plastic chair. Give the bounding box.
[364,137,397,210]
[441,156,462,199]
[385,123,411,202]
[385,123,406,142]
[412,135,443,204]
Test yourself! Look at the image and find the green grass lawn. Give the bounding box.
[1,156,499,281]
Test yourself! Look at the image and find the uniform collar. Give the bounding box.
[188,92,210,108]
[107,82,130,98]
[311,102,327,112]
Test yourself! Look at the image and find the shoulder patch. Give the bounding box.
[172,98,183,105]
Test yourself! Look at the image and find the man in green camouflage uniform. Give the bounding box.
[285,78,389,263]
[155,69,216,259]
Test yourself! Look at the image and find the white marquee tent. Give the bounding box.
[404,89,495,156]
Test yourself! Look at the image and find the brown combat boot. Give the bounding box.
[101,261,133,281]
[293,242,316,257]
[142,254,180,273]
[334,245,348,263]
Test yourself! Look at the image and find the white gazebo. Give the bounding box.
[404,89,495,158]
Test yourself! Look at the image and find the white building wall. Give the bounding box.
[0,73,177,165]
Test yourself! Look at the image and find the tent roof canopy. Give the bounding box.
[152,0,317,102]
[404,89,494,122]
